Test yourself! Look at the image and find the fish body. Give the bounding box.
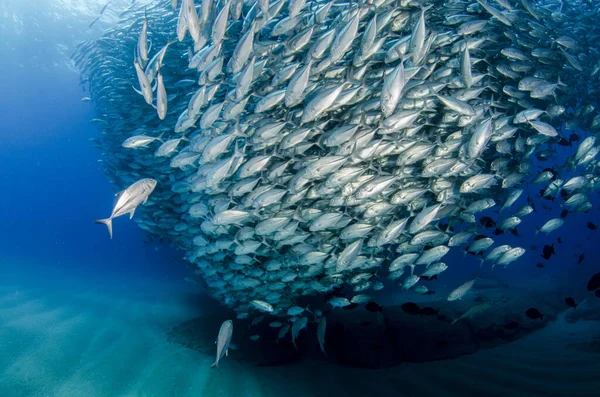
[291,316,308,348]
[211,320,233,368]
[452,302,491,324]
[317,317,327,355]
[251,300,273,312]
[156,72,168,120]
[537,218,564,235]
[95,178,157,239]
[448,279,476,301]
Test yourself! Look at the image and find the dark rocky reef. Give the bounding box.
[167,286,574,368]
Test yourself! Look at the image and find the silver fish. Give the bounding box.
[95,178,157,239]
[211,320,233,368]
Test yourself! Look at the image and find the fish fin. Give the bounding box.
[210,361,218,368]
[115,189,125,197]
[225,349,228,357]
[132,85,144,96]
[94,218,113,239]
[129,208,136,219]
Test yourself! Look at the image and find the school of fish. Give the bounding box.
[75,0,600,343]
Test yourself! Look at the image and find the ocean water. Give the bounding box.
[1,0,600,396]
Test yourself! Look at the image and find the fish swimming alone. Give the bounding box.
[211,320,233,368]
[94,178,157,239]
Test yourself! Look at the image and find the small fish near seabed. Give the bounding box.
[211,320,233,368]
[587,273,600,292]
[564,297,577,309]
[401,302,422,315]
[452,302,491,325]
[525,308,544,320]
[95,178,157,239]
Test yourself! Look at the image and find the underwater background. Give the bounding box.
[1,0,599,396]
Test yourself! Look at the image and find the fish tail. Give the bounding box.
[210,361,218,368]
[94,218,113,239]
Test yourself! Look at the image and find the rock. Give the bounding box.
[168,286,578,368]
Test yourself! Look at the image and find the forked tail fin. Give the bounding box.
[94,218,113,239]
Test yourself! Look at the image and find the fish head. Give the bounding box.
[142,178,158,192]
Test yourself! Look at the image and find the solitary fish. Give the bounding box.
[95,178,157,239]
[211,320,233,368]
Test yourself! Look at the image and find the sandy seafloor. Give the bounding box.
[1,263,599,397]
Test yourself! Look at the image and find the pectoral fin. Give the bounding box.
[129,208,136,219]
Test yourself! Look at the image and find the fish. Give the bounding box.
[525,308,544,320]
[365,302,383,313]
[536,218,564,235]
[401,302,421,315]
[588,273,600,291]
[122,134,163,149]
[479,217,496,229]
[577,253,585,265]
[277,324,291,343]
[250,300,274,313]
[448,279,476,301]
[88,1,111,28]
[495,247,525,267]
[291,317,308,348]
[95,178,157,239]
[156,70,168,120]
[420,307,438,316]
[451,302,491,325]
[540,244,555,260]
[73,0,600,328]
[317,317,327,356]
[328,297,351,308]
[211,320,233,368]
[564,297,577,309]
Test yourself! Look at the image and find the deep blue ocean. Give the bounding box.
[0,1,188,285]
[1,1,599,396]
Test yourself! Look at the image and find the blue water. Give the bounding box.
[1,1,600,396]
[0,63,186,281]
